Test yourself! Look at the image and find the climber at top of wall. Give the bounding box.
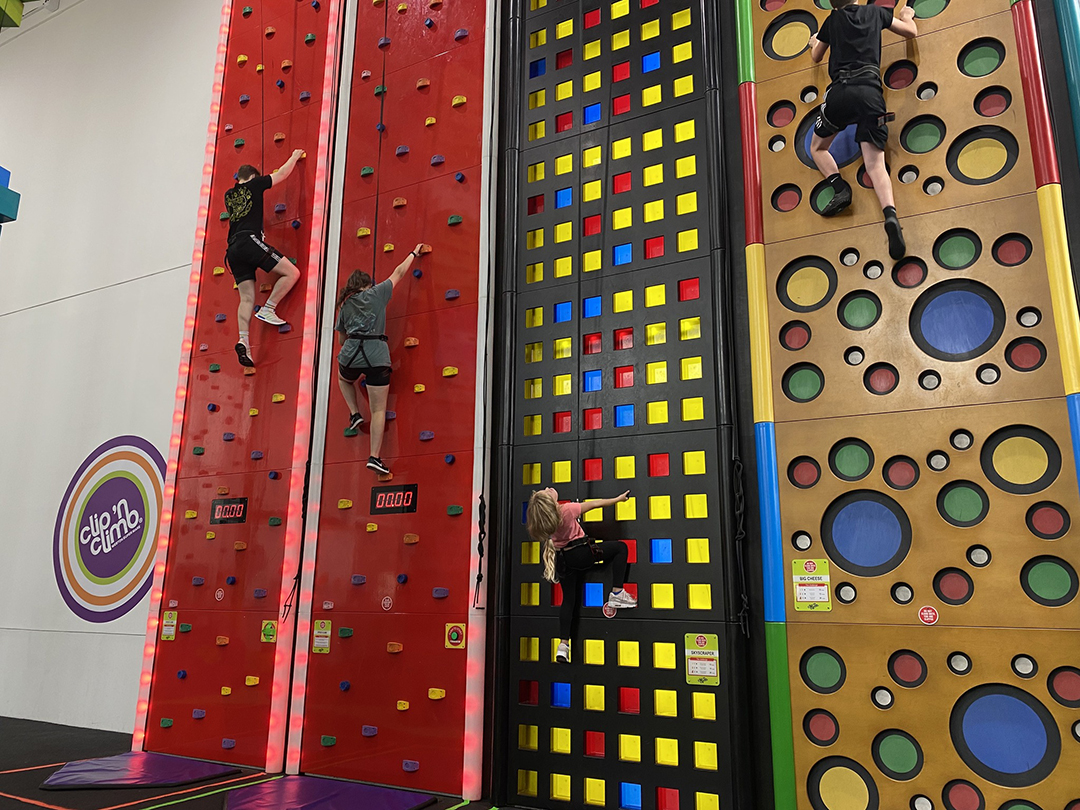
[224,149,305,367]
[807,0,918,260]
[334,244,425,477]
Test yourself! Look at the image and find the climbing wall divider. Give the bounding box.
[132,0,234,757]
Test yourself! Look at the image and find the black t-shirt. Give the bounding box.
[818,4,894,82]
[224,175,272,239]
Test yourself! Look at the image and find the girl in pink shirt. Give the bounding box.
[526,486,637,663]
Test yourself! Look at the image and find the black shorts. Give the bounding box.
[814,82,888,152]
[226,233,285,283]
[338,364,391,386]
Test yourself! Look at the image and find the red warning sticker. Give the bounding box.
[918,606,939,625]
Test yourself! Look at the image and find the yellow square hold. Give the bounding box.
[526,305,543,327]
[552,459,572,482]
[619,734,641,761]
[556,18,573,38]
[681,397,705,422]
[677,191,698,215]
[696,793,720,810]
[520,636,539,661]
[584,71,601,92]
[681,357,703,380]
[554,221,572,243]
[221,687,232,696]
[428,688,446,700]
[646,322,667,345]
[681,316,702,340]
[678,229,699,252]
[397,700,410,710]
[649,495,671,519]
[687,537,710,563]
[674,75,694,97]
[673,41,693,63]
[525,341,543,363]
[643,164,664,187]
[656,737,679,766]
[693,691,717,721]
[584,39,601,59]
[527,229,544,251]
[583,146,602,167]
[615,497,636,521]
[655,688,678,717]
[245,676,259,686]
[673,8,691,28]
[584,683,605,711]
[585,778,605,806]
[643,128,664,151]
[608,138,630,162]
[520,582,539,605]
[685,492,708,516]
[645,284,666,306]
[675,119,696,142]
[555,256,572,277]
[644,200,665,222]
[184,510,197,519]
[337,499,353,509]
[518,769,538,797]
[688,583,713,610]
[615,455,636,478]
[272,393,286,403]
[554,337,573,358]
[618,639,640,667]
[528,89,546,109]
[584,638,605,665]
[695,741,718,770]
[582,501,602,522]
[676,155,698,178]
[642,85,662,106]
[612,29,630,49]
[528,161,545,182]
[652,582,675,609]
[555,80,573,101]
[613,289,633,311]
[654,641,678,669]
[641,18,660,39]
[550,774,571,802]
[524,414,542,435]
[554,374,572,396]
[611,0,629,17]
[647,361,668,384]
[612,209,633,230]
[683,450,706,475]
[530,29,547,48]
[550,727,571,754]
[647,400,669,424]
[583,250,602,272]
[583,180,602,201]
[519,724,539,750]
[555,154,573,174]
[522,541,541,565]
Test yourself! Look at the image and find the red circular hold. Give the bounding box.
[1031,505,1066,537]
[792,460,820,487]
[762,0,785,10]
[1008,340,1044,370]
[885,459,917,488]
[807,712,836,742]
[938,572,971,602]
[768,101,796,128]
[977,92,1008,116]
[867,366,898,393]
[894,261,926,288]
[887,66,915,88]
[1052,669,1080,702]
[891,653,925,685]
[776,188,801,211]
[782,323,810,349]
[946,782,982,810]
[993,235,1032,266]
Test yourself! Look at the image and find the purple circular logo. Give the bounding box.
[53,436,165,623]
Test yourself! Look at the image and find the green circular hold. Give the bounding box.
[943,485,985,523]
[1026,560,1074,600]
[814,184,835,212]
[842,296,879,329]
[876,733,919,775]
[963,45,1003,77]
[805,651,842,689]
[834,444,871,478]
[903,121,944,154]
[938,234,978,269]
[787,367,823,401]
[911,0,947,18]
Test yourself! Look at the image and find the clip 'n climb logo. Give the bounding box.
[53,436,166,623]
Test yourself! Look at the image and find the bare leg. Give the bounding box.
[236,280,256,336]
[367,384,390,458]
[338,375,359,415]
[861,142,894,210]
[266,257,301,308]
[810,131,839,180]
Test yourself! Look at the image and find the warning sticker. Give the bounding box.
[793,559,832,612]
[445,623,466,649]
[312,620,332,654]
[261,620,277,643]
[161,611,178,641]
[684,633,720,686]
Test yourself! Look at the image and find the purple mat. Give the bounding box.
[41,751,240,790]
[226,776,435,810]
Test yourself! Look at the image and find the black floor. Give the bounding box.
[0,717,501,810]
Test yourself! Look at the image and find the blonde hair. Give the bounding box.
[527,490,562,582]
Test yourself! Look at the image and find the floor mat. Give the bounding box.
[224,776,435,810]
[42,753,240,790]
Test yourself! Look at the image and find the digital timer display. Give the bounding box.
[209,497,249,524]
[370,484,418,514]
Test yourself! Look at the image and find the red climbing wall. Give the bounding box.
[288,0,491,796]
[136,0,341,772]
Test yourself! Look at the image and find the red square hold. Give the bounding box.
[584,332,602,354]
[613,171,632,194]
[583,457,603,481]
[641,0,659,6]
[612,61,630,82]
[551,582,563,606]
[584,731,605,757]
[519,680,539,705]
[645,235,665,259]
[553,411,572,433]
[583,8,601,27]
[679,277,700,301]
[623,539,637,564]
[583,214,602,236]
[656,787,679,810]
[619,687,640,714]
[527,194,544,215]
[614,365,634,388]
[612,94,631,115]
[649,453,670,477]
[555,112,573,132]
[614,327,634,350]
[583,408,603,430]
[556,49,573,69]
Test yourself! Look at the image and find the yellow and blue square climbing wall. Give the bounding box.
[499,0,750,806]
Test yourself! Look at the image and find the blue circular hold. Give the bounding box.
[445,454,456,464]
[178,670,187,679]
[804,122,860,167]
[226,576,237,585]
[920,290,995,356]
[397,574,408,584]
[962,693,1047,774]
[268,471,280,479]
[832,499,902,567]
[339,680,350,691]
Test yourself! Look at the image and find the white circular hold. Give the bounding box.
[770,137,786,152]
[793,532,813,551]
[841,249,859,267]
[900,168,919,184]
[872,687,894,708]
[1072,719,1080,741]
[893,584,913,604]
[979,366,1000,384]
[215,588,225,602]
[913,796,934,810]
[1013,655,1035,676]
[920,371,941,391]
[802,88,818,103]
[924,179,944,195]
[1019,309,1040,327]
[951,431,973,450]
[864,261,884,279]
[968,547,990,566]
[929,452,949,471]
[950,653,972,674]
[839,585,856,602]
[845,348,864,366]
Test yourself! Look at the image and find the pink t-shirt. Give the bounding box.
[553,501,585,548]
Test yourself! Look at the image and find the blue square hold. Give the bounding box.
[555,187,573,208]
[554,301,572,323]
[583,582,604,607]
[651,538,673,563]
[583,103,602,124]
[530,58,546,78]
[642,51,661,73]
[583,369,602,392]
[620,783,643,810]
[551,681,571,708]
[522,501,529,524]
[613,243,633,266]
[583,296,602,318]
[614,404,635,427]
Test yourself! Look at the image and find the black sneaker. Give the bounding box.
[348,413,365,430]
[885,214,906,260]
[820,182,852,217]
[366,456,391,475]
[234,342,255,367]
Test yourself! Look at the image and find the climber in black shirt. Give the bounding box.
[808,0,917,260]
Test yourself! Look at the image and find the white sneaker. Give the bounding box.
[606,590,638,609]
[255,306,286,326]
[556,641,569,663]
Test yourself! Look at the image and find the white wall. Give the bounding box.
[0,0,222,732]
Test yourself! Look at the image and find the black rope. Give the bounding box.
[732,457,751,637]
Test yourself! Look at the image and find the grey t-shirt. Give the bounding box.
[335,279,393,368]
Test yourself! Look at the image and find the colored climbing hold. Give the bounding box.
[339,627,354,637]
[194,447,205,455]
[234,541,248,550]
[443,366,459,376]
[344,427,359,437]
[387,642,404,654]
[361,70,371,79]
[403,761,419,772]
[413,384,426,393]
[240,94,251,104]
[445,289,461,300]
[221,687,232,696]
[375,85,387,96]
[242,6,252,15]
[209,364,223,374]
[274,132,286,142]
[454,28,468,40]
[245,676,260,686]
[268,516,282,525]
[217,487,229,495]
[206,531,216,539]
[429,0,442,6]
[397,574,409,584]
[396,145,409,156]
[413,268,423,278]
[378,472,394,482]
[447,214,463,226]
[340,681,350,691]
[216,636,229,646]
[452,95,466,107]
[252,451,265,460]
[256,64,264,72]
[215,313,227,322]
[432,587,449,598]
[271,393,286,403]
[424,17,434,27]
[253,588,267,598]
[378,36,391,48]
[179,623,192,632]
[376,122,386,132]
[276,80,285,89]
[213,266,225,275]
[431,155,445,166]
[222,739,236,749]
[362,726,378,737]
[193,577,205,586]
[200,343,209,351]
[249,408,259,416]
[275,203,287,213]
[264,26,275,36]
[321,736,336,747]
[223,432,235,442]
[178,670,187,679]
[397,701,409,710]
[361,166,374,176]
[366,523,378,532]
[300,91,311,101]
[445,454,455,464]
[386,411,397,420]
[405,337,419,347]
[338,499,353,509]
[416,78,430,89]
[192,709,206,719]
[160,718,173,728]
[428,688,446,700]
[447,505,464,516]
[351,575,367,585]
[322,600,334,610]
[312,0,320,8]
[237,55,249,65]
[384,243,395,252]
[397,2,407,11]
[184,510,197,519]
[425,116,436,126]
[282,60,293,70]
[269,471,280,479]
[404,533,420,544]
[305,33,316,43]
[393,196,407,207]
[291,220,301,229]
[226,576,237,585]
[244,366,257,376]
[357,227,371,237]
[420,431,435,441]
[279,323,292,333]
[455,172,465,182]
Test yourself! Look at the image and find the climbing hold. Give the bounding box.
[260,282,273,292]
[217,487,229,495]
[373,0,384,6]
[404,533,420,544]
[443,366,459,376]
[321,736,336,747]
[362,726,378,737]
[419,431,435,441]
[206,531,216,540]
[386,643,404,656]
[226,576,237,585]
[396,145,409,156]
[178,670,187,679]
[274,132,286,143]
[378,36,391,48]
[428,688,446,700]
[384,243,395,252]
[376,122,386,132]
[432,587,450,598]
[452,95,466,107]
[209,364,221,373]
[213,266,225,275]
[264,26,275,36]
[445,290,461,300]
[234,541,248,550]
[447,505,464,516]
[312,0,320,8]
[403,761,420,772]
[425,116,436,126]
[323,600,334,610]
[455,172,465,182]
[416,78,430,89]
[252,451,265,460]
[245,676,260,686]
[281,60,293,70]
[200,343,210,351]
[240,94,251,104]
[448,215,463,226]
[393,197,407,207]
[351,575,367,585]
[405,337,419,347]
[179,623,192,633]
[185,510,198,519]
[221,687,232,696]
[344,427,359,437]
[215,313,227,322]
[222,739,236,749]
[361,69,371,79]
[413,384,426,393]
[192,709,206,719]
[268,516,282,526]
[424,17,434,27]
[378,472,394,482]
[430,154,445,166]
[254,588,267,598]
[291,220,301,229]
[412,268,422,278]
[357,227,371,238]
[397,2,407,11]
[339,681,350,691]
[244,366,257,376]
[242,6,252,16]
[366,523,378,532]
[223,432,235,442]
[160,718,174,728]
[339,627,354,637]
[279,323,292,333]
[256,63,264,72]
[251,406,261,415]
[193,577,205,586]
[397,701,409,711]
[338,499,353,509]
[274,203,287,213]
[305,33,316,44]
[300,91,312,101]
[397,574,409,584]
[216,636,229,646]
[271,393,286,403]
[386,411,397,420]
[361,166,374,176]
[193,447,205,455]
[276,80,285,89]
[269,471,280,479]
[375,85,387,96]
[237,55,249,66]
[454,28,468,40]
[429,0,442,6]
[444,454,455,464]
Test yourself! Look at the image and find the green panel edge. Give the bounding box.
[0,0,23,29]
[766,621,798,809]
[735,0,756,84]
